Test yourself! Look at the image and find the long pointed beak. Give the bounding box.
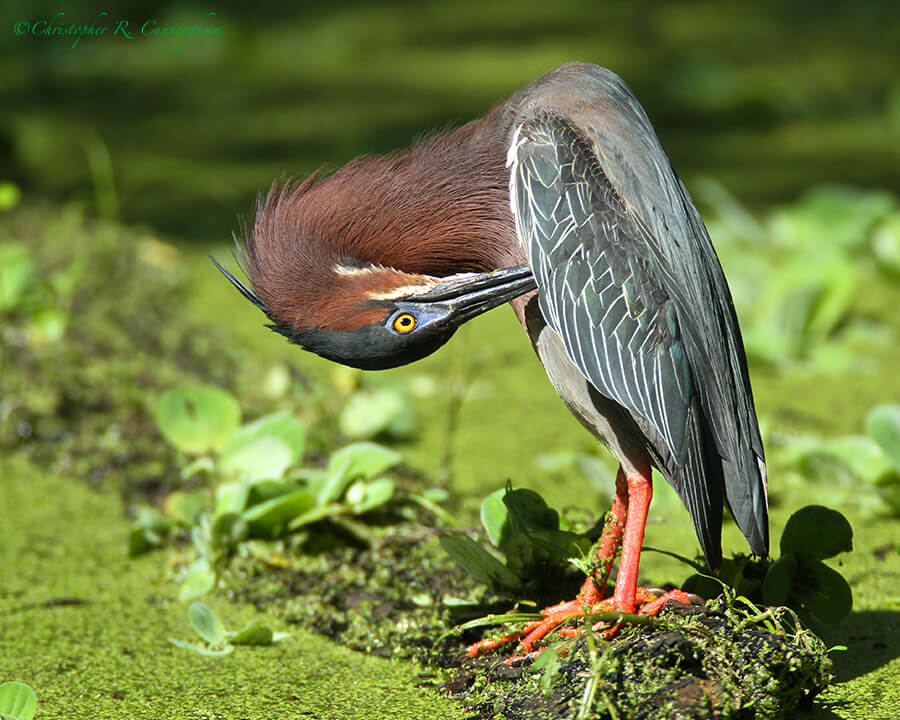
[407,264,537,324]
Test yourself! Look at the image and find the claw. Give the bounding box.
[467,586,692,658]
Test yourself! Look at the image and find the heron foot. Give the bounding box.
[465,586,693,660]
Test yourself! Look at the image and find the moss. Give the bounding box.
[0,457,468,720]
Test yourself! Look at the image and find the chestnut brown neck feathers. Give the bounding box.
[239,109,518,333]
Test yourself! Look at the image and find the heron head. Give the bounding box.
[213,171,533,370]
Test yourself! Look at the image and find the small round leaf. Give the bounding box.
[242,489,315,538]
[780,505,853,559]
[179,558,217,601]
[872,212,900,275]
[219,436,293,482]
[154,385,241,454]
[762,553,798,606]
[229,622,274,646]
[0,681,37,720]
[866,405,900,472]
[165,491,206,527]
[188,602,227,646]
[219,412,306,470]
[480,489,511,548]
[792,559,853,624]
[347,478,395,514]
[339,388,409,439]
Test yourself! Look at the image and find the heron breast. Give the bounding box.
[520,295,651,477]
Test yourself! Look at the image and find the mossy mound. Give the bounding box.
[451,601,832,719]
[209,517,833,720]
[222,522,495,663]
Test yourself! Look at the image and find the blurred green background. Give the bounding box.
[2,2,899,719]
[2,0,899,239]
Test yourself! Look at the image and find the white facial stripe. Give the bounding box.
[334,262,382,276]
[368,282,439,300]
[334,263,448,301]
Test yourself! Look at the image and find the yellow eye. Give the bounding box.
[392,312,417,333]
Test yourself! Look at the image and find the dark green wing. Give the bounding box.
[508,99,767,564]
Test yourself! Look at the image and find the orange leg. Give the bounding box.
[583,467,629,603]
[612,467,652,613]
[466,463,691,659]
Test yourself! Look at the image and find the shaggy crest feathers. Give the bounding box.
[234,114,515,334]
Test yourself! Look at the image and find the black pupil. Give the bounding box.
[400,316,411,326]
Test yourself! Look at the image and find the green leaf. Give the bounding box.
[229,621,274,645]
[134,505,172,533]
[820,435,895,484]
[438,533,522,591]
[339,388,410,439]
[246,480,302,506]
[872,212,900,275]
[480,487,559,550]
[0,181,21,212]
[780,506,853,559]
[0,243,37,311]
[188,602,227,645]
[219,436,293,482]
[219,411,306,475]
[769,185,895,251]
[26,307,68,344]
[318,443,402,505]
[165,491,206,527]
[500,532,537,577]
[533,644,563,693]
[168,638,234,656]
[765,250,856,346]
[179,558,217,601]
[180,456,215,481]
[286,502,346,530]
[242,489,316,538]
[420,487,449,503]
[0,682,37,720]
[792,559,853,624]
[210,513,248,552]
[529,530,590,560]
[762,554,798,606]
[154,385,241,454]
[346,477,396,514]
[128,526,164,558]
[480,489,511,548]
[214,481,250,517]
[127,506,172,557]
[866,405,900,472]
[501,530,586,577]
[504,488,559,535]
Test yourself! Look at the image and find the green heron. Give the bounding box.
[214,62,768,656]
